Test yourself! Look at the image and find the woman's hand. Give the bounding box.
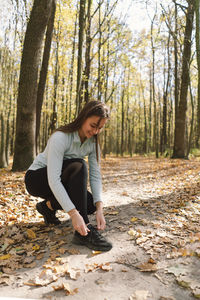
[96,201,106,230]
[68,209,89,236]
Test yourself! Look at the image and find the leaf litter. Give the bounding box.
[1,157,200,298]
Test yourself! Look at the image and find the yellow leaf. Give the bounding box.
[128,229,137,237]
[92,250,102,256]
[108,211,119,215]
[0,254,11,260]
[131,217,138,222]
[27,229,36,239]
[32,244,40,251]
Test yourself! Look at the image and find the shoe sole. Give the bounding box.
[72,235,112,251]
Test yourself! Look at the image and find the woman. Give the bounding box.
[25,100,112,251]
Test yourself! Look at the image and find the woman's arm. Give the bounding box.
[88,144,106,230]
[46,132,76,212]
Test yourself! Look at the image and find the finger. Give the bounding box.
[80,225,88,236]
[100,220,106,230]
[97,220,101,230]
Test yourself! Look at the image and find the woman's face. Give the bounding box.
[79,116,107,140]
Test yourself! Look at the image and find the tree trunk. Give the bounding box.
[195,0,200,147]
[0,113,7,168]
[150,14,158,157]
[121,89,125,156]
[187,79,194,156]
[172,0,194,158]
[6,95,12,166]
[149,68,152,152]
[76,0,86,115]
[97,2,102,101]
[12,0,53,171]
[84,0,92,103]
[161,33,171,154]
[68,10,78,122]
[36,0,56,154]
[49,35,59,134]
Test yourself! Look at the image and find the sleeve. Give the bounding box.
[88,142,103,204]
[47,132,75,212]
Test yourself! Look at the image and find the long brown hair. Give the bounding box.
[56,101,110,161]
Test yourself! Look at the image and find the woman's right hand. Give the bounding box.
[68,209,89,236]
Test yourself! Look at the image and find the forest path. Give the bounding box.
[0,156,200,300]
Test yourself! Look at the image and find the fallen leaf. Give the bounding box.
[137,262,158,272]
[36,253,44,260]
[32,244,40,251]
[136,236,149,245]
[58,247,66,254]
[24,262,37,268]
[176,275,192,288]
[166,265,188,277]
[66,248,80,255]
[0,254,11,260]
[44,260,80,280]
[52,283,78,295]
[92,250,102,256]
[26,229,36,239]
[131,217,138,222]
[107,211,119,215]
[128,229,137,237]
[24,256,35,264]
[100,262,112,271]
[24,269,57,286]
[130,290,149,300]
[85,263,99,273]
[193,288,200,298]
[85,262,112,273]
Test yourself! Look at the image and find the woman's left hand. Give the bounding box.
[96,209,106,230]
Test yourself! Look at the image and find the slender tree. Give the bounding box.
[195,0,200,147]
[172,0,194,158]
[36,0,56,154]
[12,0,53,171]
[76,0,86,114]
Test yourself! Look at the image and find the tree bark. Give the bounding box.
[187,78,194,156]
[0,113,7,168]
[12,0,53,171]
[172,0,194,158]
[195,0,200,147]
[84,0,92,103]
[36,0,56,154]
[76,0,86,115]
[49,33,59,134]
[68,10,78,122]
[121,89,125,156]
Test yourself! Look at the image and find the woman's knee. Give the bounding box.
[72,160,88,178]
[61,159,88,182]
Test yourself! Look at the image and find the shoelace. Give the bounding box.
[90,227,104,241]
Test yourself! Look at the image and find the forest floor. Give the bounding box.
[0,156,200,300]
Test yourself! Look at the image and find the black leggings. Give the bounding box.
[24,158,96,223]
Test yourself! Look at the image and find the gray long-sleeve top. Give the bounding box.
[28,131,102,212]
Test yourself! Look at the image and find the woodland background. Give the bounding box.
[0,0,200,170]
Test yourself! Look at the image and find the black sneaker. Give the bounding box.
[36,201,61,225]
[72,224,112,251]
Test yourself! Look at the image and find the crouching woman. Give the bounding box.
[25,100,112,251]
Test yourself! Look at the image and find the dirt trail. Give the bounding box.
[0,156,200,300]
